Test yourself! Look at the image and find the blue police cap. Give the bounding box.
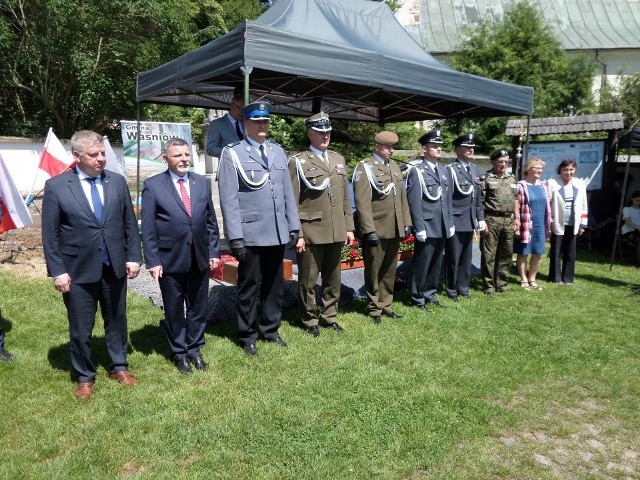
[241,101,271,120]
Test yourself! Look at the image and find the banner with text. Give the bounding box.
[525,140,605,191]
[120,121,192,166]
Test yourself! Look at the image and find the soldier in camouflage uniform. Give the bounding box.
[478,149,520,295]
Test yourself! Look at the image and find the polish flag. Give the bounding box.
[38,128,74,178]
[0,153,33,234]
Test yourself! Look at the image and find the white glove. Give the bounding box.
[476,220,486,231]
[448,226,455,238]
[415,230,427,242]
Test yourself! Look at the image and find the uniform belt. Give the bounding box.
[486,210,513,217]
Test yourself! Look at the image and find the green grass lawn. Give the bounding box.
[1,249,639,479]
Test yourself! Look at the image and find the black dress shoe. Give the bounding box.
[0,348,16,361]
[188,355,209,371]
[447,295,458,302]
[243,343,258,356]
[323,322,344,332]
[174,357,193,374]
[306,325,320,337]
[383,312,402,319]
[267,336,288,347]
[370,315,381,325]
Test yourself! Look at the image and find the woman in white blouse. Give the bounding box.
[546,159,588,284]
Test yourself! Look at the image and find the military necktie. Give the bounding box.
[259,144,269,167]
[322,151,328,166]
[235,121,243,140]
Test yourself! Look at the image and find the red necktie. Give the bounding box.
[178,178,191,217]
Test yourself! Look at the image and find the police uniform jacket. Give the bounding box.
[288,149,354,244]
[353,155,411,239]
[447,159,485,231]
[479,170,517,215]
[218,139,301,246]
[406,161,454,239]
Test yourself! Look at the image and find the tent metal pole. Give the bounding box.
[523,115,531,174]
[610,122,637,269]
[136,103,141,219]
[243,68,250,105]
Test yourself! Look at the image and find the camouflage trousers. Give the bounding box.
[480,215,514,292]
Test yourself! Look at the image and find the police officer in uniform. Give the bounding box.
[445,133,485,300]
[406,130,455,310]
[289,112,355,336]
[479,149,520,295]
[218,101,301,355]
[353,131,412,324]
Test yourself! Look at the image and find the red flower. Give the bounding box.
[348,249,360,259]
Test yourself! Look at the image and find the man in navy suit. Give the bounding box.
[42,130,141,399]
[205,94,245,158]
[141,138,221,374]
[445,134,486,300]
[406,130,455,310]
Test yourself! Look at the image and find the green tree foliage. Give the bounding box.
[600,72,640,130]
[445,1,596,152]
[0,0,234,139]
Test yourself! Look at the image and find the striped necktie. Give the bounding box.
[178,178,191,217]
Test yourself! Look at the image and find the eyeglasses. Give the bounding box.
[494,160,509,164]
[530,167,544,171]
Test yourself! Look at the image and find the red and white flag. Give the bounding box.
[103,136,125,175]
[0,153,33,234]
[38,128,74,178]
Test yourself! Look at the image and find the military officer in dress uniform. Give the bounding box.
[218,101,301,356]
[444,133,485,300]
[406,130,455,310]
[479,149,520,295]
[353,131,412,324]
[288,112,355,337]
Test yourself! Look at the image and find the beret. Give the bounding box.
[374,131,399,145]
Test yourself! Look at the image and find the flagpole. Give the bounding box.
[27,127,52,204]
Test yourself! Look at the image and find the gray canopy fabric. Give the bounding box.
[136,0,534,123]
[618,126,640,148]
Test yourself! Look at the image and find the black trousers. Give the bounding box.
[445,231,474,297]
[411,236,445,305]
[63,264,128,383]
[237,244,285,346]
[548,226,577,283]
[159,251,210,361]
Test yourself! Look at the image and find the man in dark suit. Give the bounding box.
[141,138,221,374]
[406,130,455,310]
[218,101,301,355]
[445,134,485,300]
[353,131,412,324]
[42,130,141,400]
[205,94,245,158]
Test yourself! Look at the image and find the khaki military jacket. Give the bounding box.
[288,150,354,244]
[479,169,518,214]
[353,155,411,239]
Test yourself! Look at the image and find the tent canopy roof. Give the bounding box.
[136,0,533,123]
[618,126,640,149]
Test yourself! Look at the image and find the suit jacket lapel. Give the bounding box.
[100,171,113,224]
[163,170,190,217]
[67,171,96,223]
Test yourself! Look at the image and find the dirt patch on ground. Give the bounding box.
[0,221,48,279]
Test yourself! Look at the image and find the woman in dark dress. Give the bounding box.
[514,158,551,290]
